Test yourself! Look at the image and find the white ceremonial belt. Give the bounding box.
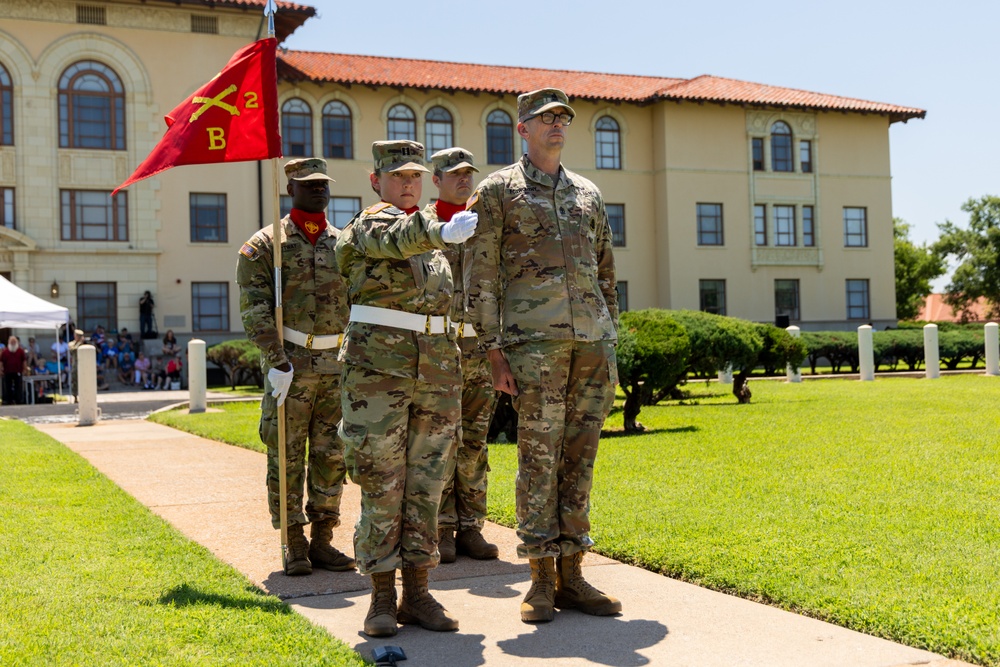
[350,304,450,335]
[451,321,478,338]
[282,326,344,350]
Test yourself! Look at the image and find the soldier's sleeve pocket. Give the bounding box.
[607,348,619,386]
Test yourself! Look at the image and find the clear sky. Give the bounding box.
[283,0,998,256]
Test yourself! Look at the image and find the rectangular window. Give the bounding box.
[802,205,815,247]
[846,279,870,320]
[800,140,813,173]
[754,204,767,246]
[328,197,361,229]
[696,203,723,246]
[699,279,726,315]
[190,15,218,34]
[844,207,868,247]
[607,203,625,247]
[0,187,13,229]
[192,282,229,332]
[775,279,800,321]
[752,138,764,171]
[60,190,127,241]
[77,282,117,333]
[775,205,796,246]
[190,193,227,243]
[616,281,628,312]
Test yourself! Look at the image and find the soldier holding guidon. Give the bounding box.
[423,147,500,564]
[467,88,622,623]
[236,158,356,577]
[335,140,478,638]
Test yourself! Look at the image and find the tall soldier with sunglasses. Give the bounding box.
[466,88,621,624]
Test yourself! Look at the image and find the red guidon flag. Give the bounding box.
[113,37,281,195]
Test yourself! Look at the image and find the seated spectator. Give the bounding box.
[154,353,183,390]
[51,338,69,367]
[134,351,153,389]
[102,339,119,372]
[117,349,135,384]
[119,328,134,349]
[162,330,180,357]
[91,325,106,348]
[24,337,43,374]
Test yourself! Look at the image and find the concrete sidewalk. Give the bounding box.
[34,418,971,667]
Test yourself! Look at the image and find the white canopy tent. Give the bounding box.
[0,276,71,396]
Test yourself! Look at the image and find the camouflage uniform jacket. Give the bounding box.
[466,155,618,350]
[236,216,349,375]
[422,201,482,360]
[335,202,460,383]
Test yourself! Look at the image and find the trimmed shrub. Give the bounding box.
[206,339,262,389]
[617,309,691,431]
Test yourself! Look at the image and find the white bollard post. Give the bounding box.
[786,325,802,383]
[858,325,875,381]
[717,364,733,384]
[188,339,207,413]
[923,324,940,379]
[76,344,99,425]
[985,323,1000,376]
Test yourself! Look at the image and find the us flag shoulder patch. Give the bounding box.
[239,242,259,260]
[364,202,392,215]
[465,192,479,208]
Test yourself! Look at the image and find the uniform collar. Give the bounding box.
[521,154,566,189]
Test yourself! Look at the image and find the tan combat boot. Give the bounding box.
[456,529,499,560]
[520,557,556,623]
[364,570,398,637]
[283,524,312,576]
[554,551,622,616]
[438,527,456,563]
[397,566,459,631]
[309,518,356,571]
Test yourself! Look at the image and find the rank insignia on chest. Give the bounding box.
[305,221,320,234]
[239,242,259,260]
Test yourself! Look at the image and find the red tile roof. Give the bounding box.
[277,51,925,123]
[917,294,993,322]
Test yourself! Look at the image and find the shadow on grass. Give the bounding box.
[157,583,290,614]
[600,425,698,438]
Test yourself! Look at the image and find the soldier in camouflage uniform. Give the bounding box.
[423,147,500,563]
[335,140,478,638]
[466,89,623,623]
[236,158,356,577]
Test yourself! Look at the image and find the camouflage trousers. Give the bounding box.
[340,364,460,574]
[260,370,346,530]
[506,340,617,559]
[439,355,497,532]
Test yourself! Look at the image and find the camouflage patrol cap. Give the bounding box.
[517,88,576,122]
[284,158,335,182]
[429,147,479,174]
[372,140,430,173]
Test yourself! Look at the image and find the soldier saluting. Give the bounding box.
[335,140,477,638]
[236,158,355,577]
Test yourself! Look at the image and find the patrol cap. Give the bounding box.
[372,140,430,173]
[517,88,576,122]
[429,147,479,174]
[284,158,335,183]
[74,329,84,336]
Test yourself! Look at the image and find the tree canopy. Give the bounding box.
[894,218,945,321]
[933,195,1000,320]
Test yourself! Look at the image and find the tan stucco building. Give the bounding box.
[0,0,924,348]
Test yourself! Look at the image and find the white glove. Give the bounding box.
[268,365,294,406]
[440,211,478,244]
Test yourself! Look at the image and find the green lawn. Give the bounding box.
[0,419,367,667]
[155,375,1000,665]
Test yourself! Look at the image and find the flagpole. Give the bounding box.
[264,0,288,570]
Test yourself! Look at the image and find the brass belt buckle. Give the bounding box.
[305,333,315,350]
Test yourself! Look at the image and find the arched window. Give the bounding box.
[0,62,12,146]
[322,100,352,159]
[595,116,621,169]
[58,61,125,150]
[771,121,792,172]
[281,98,312,157]
[387,104,416,141]
[486,109,513,165]
[425,106,453,156]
